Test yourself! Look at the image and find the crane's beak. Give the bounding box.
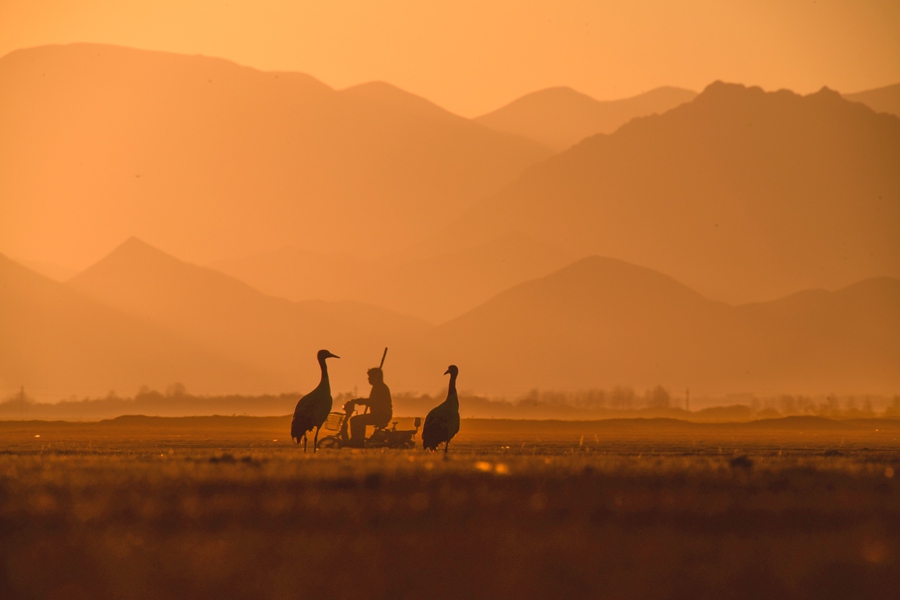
[444,368,450,375]
[328,352,340,359]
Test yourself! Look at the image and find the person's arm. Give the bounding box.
[343,397,368,413]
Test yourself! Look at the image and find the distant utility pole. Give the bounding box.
[685,387,690,413]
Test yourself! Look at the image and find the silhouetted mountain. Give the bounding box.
[0,43,551,268]
[209,231,578,322]
[0,252,270,401]
[9,243,897,400]
[68,238,430,391]
[374,232,579,322]
[475,86,697,151]
[208,247,372,305]
[340,81,460,120]
[740,277,900,377]
[443,82,900,303]
[844,83,900,118]
[11,257,77,281]
[412,257,900,395]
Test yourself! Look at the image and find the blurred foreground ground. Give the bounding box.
[1,416,899,599]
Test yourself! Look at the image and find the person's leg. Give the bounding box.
[350,413,378,445]
[349,414,367,445]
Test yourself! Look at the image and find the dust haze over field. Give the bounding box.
[2,4,900,596]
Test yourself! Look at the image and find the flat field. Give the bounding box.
[2,416,899,600]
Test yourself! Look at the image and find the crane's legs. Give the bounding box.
[313,426,320,454]
[444,441,450,454]
[302,434,307,452]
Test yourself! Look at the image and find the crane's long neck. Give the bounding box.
[318,358,331,393]
[446,373,458,408]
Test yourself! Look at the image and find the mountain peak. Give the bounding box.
[339,81,458,118]
[119,235,158,251]
[459,255,712,317]
[475,85,697,151]
[545,256,708,300]
[69,237,212,294]
[696,81,849,108]
[696,80,771,102]
[809,85,846,104]
[98,236,183,268]
[515,86,599,105]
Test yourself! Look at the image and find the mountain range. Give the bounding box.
[434,81,900,304]
[3,43,898,404]
[0,252,272,399]
[67,238,430,393]
[209,81,900,312]
[844,83,900,118]
[474,86,698,151]
[3,241,897,401]
[9,44,894,280]
[417,256,900,395]
[0,43,550,268]
[208,231,578,323]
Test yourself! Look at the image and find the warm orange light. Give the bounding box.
[1,1,897,117]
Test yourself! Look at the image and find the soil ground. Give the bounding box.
[2,416,899,599]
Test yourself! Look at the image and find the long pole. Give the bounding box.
[379,347,388,369]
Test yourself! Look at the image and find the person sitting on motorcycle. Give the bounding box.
[348,367,392,447]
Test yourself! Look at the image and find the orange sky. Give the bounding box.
[1,0,898,116]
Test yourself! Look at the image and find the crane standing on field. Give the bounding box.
[291,349,340,452]
[422,365,460,453]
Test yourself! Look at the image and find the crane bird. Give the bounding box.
[291,349,340,452]
[422,365,460,453]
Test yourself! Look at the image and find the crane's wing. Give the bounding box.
[311,394,333,428]
[422,404,453,449]
[446,411,461,440]
[291,393,316,439]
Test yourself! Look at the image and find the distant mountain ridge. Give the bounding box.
[340,81,461,120]
[442,81,900,304]
[0,43,550,269]
[68,237,430,392]
[844,83,900,118]
[209,231,578,323]
[412,256,900,395]
[3,42,897,402]
[0,251,272,400]
[5,243,898,400]
[475,86,697,151]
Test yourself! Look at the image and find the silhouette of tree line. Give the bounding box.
[2,384,898,421]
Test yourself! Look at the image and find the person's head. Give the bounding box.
[367,368,384,384]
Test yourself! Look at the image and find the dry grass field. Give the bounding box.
[2,416,899,600]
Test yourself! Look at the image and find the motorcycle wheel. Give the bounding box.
[316,436,342,449]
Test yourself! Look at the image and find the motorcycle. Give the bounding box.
[316,399,422,449]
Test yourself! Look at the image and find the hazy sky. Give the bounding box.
[1,0,898,116]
